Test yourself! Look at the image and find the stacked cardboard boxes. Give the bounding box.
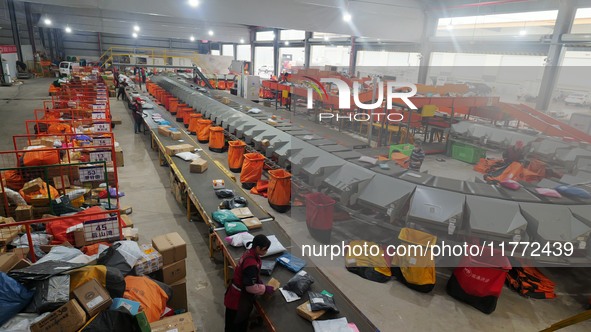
[152,232,188,312]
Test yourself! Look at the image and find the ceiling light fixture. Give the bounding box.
[324,36,329,41]
[343,13,352,22]
[190,35,195,42]
[519,29,527,36]
[65,26,72,33]
[44,18,52,25]
[284,41,290,46]
[188,0,199,8]
[240,38,245,44]
[134,25,140,32]
[208,30,214,36]
[132,32,138,38]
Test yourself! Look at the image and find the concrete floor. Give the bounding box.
[1,78,591,332]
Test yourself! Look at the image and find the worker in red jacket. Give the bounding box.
[224,235,275,332]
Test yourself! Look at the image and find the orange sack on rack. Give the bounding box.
[182,107,193,127]
[267,169,291,213]
[19,182,59,204]
[23,149,61,166]
[123,276,168,323]
[188,114,202,134]
[209,127,225,152]
[2,170,25,190]
[240,153,265,189]
[47,123,72,135]
[197,119,212,143]
[227,140,246,173]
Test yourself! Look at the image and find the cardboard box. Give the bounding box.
[33,206,53,219]
[22,178,44,194]
[296,301,326,321]
[0,253,19,272]
[165,144,194,156]
[110,298,140,315]
[152,232,187,266]
[30,299,87,332]
[170,130,182,140]
[168,278,188,311]
[119,205,133,215]
[0,217,21,245]
[72,278,113,318]
[156,259,186,284]
[121,214,133,228]
[231,208,254,219]
[53,175,70,190]
[190,158,208,173]
[115,147,124,167]
[150,313,196,332]
[242,217,262,230]
[15,205,34,221]
[30,195,51,207]
[134,244,163,275]
[158,125,171,136]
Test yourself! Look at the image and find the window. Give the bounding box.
[279,47,305,73]
[313,32,349,41]
[356,51,421,82]
[280,30,306,41]
[211,50,220,56]
[254,46,274,79]
[310,45,350,67]
[572,8,591,33]
[222,44,234,57]
[256,31,275,42]
[436,10,558,37]
[237,45,251,61]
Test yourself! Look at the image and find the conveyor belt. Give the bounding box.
[136,90,273,224]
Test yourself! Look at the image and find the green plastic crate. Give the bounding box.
[452,142,486,164]
[389,143,414,158]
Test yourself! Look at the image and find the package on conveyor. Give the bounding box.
[165,144,194,156]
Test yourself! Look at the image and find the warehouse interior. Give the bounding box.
[2,0,591,331]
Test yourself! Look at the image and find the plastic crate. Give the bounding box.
[389,143,414,158]
[452,142,486,164]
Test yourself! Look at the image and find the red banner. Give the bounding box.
[0,45,17,53]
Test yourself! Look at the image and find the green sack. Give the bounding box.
[212,210,240,226]
[224,221,248,235]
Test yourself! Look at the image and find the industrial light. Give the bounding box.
[65,26,72,33]
[188,0,199,7]
[134,25,140,32]
[208,30,214,36]
[240,38,245,44]
[132,32,138,38]
[44,18,52,25]
[343,13,352,22]
[519,30,527,36]
[190,35,195,42]
[324,35,329,41]
[284,41,290,46]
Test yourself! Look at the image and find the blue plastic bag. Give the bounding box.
[0,272,35,326]
[555,185,591,199]
[276,252,306,273]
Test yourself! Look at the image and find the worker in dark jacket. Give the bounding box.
[408,140,426,171]
[224,235,275,332]
[132,98,144,134]
[117,79,128,101]
[503,140,525,164]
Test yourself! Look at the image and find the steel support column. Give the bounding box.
[47,28,55,61]
[24,2,37,55]
[349,37,356,76]
[304,31,312,68]
[7,0,23,61]
[273,28,280,76]
[418,13,439,84]
[536,0,577,111]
